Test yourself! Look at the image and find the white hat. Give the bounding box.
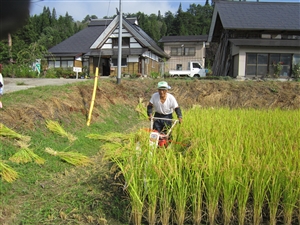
[157,81,171,89]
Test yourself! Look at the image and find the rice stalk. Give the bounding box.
[172,153,189,225]
[143,148,160,225]
[158,173,173,225]
[0,160,19,182]
[113,152,147,225]
[281,148,300,225]
[135,97,148,120]
[184,144,205,225]
[156,149,176,225]
[203,142,222,225]
[45,147,91,166]
[267,158,283,225]
[15,140,30,149]
[46,120,77,142]
[221,159,239,225]
[9,147,45,165]
[236,166,252,225]
[101,131,148,225]
[0,123,31,142]
[86,132,131,143]
[251,155,271,225]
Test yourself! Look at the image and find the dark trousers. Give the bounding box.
[153,113,172,133]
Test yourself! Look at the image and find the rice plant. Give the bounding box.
[99,107,300,225]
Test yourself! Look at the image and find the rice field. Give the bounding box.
[103,107,300,225]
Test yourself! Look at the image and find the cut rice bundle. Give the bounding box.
[0,161,19,183]
[9,148,45,165]
[86,132,131,142]
[46,120,77,142]
[45,147,92,166]
[0,123,31,142]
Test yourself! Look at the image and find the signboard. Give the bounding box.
[73,67,82,79]
[73,67,82,73]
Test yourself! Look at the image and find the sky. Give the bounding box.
[29,0,300,22]
[29,0,207,21]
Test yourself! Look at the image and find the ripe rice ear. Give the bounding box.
[45,147,92,166]
[0,123,31,142]
[9,147,45,165]
[46,120,77,142]
[0,161,19,182]
[135,97,148,120]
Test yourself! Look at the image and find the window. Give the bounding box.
[246,53,292,76]
[54,61,60,68]
[293,54,300,65]
[48,57,74,68]
[112,37,130,48]
[269,54,291,76]
[246,53,268,76]
[171,47,195,56]
[192,62,202,69]
[111,57,127,67]
[176,64,182,70]
[184,47,195,56]
[171,47,182,56]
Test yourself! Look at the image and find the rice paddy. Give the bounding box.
[103,107,300,225]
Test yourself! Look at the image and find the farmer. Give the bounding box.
[147,81,182,133]
[0,64,3,109]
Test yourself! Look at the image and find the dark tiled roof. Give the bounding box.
[158,35,208,43]
[215,1,300,31]
[48,24,107,55]
[48,17,167,58]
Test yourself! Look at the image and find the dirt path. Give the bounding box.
[3,78,90,93]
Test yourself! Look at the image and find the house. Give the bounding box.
[47,16,169,77]
[208,1,300,79]
[158,35,207,72]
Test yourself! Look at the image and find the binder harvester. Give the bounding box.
[149,117,179,148]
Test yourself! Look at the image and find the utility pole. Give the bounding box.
[117,0,122,84]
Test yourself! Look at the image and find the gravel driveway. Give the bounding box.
[3,78,89,93]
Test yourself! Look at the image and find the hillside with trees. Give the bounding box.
[0,1,213,77]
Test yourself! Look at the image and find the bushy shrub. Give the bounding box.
[150,71,159,79]
[1,64,38,78]
[292,63,300,79]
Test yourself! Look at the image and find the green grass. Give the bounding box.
[0,83,141,225]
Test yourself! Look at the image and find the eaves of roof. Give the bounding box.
[158,35,208,43]
[123,17,169,58]
[229,38,300,48]
[86,48,148,56]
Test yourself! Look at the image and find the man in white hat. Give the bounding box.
[147,81,182,133]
